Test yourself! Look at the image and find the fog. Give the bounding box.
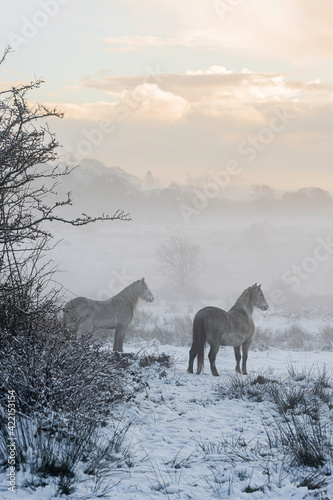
[50,159,333,312]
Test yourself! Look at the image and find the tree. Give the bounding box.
[144,170,155,186]
[0,46,130,334]
[0,49,140,495]
[252,184,277,202]
[157,235,202,291]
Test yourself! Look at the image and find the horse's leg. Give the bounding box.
[234,345,241,374]
[188,344,196,374]
[113,325,128,352]
[241,338,253,375]
[113,330,118,352]
[113,327,121,352]
[208,343,220,377]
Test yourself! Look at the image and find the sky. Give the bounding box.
[1,0,333,189]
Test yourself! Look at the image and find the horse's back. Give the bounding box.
[194,306,228,342]
[63,295,130,332]
[64,296,93,313]
[195,306,229,327]
[63,297,93,326]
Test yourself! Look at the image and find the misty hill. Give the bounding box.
[74,159,143,188]
[55,159,333,225]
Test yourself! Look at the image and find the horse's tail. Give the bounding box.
[193,312,206,375]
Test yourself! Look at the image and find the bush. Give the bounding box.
[270,412,330,469]
[216,365,333,490]
[127,309,192,346]
[217,372,279,402]
[255,323,333,351]
[0,323,146,430]
[139,353,172,368]
[0,412,133,496]
[0,318,158,495]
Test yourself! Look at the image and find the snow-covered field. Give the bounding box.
[95,344,333,500]
[3,339,332,500]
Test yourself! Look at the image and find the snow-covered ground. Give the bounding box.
[110,346,333,500]
[3,341,332,500]
[103,344,333,500]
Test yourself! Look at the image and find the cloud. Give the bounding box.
[52,68,333,190]
[103,30,240,52]
[49,66,333,190]
[46,101,117,121]
[81,67,333,125]
[46,84,189,123]
[130,84,189,121]
[83,66,333,102]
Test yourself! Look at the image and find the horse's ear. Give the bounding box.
[141,277,145,282]
[259,283,262,288]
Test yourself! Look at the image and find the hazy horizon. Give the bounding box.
[45,158,333,307]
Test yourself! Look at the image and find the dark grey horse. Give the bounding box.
[63,278,154,351]
[188,284,268,376]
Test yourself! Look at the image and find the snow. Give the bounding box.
[103,344,333,500]
[1,323,333,499]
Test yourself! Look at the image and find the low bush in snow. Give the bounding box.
[127,309,192,346]
[214,364,333,491]
[139,352,172,369]
[0,325,146,429]
[255,323,333,351]
[0,411,134,496]
[0,313,159,496]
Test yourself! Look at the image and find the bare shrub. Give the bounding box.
[156,236,203,293]
[255,324,333,352]
[270,413,330,469]
[0,326,146,429]
[127,310,192,346]
[217,372,279,402]
[139,353,172,368]
[279,324,313,350]
[217,366,333,490]
[0,412,133,496]
[321,326,333,350]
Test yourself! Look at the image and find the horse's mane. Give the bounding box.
[230,286,255,313]
[235,286,252,304]
[114,280,142,303]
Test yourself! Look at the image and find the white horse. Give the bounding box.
[63,278,154,351]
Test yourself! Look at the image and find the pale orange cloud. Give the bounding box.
[45,84,189,123]
[104,30,240,52]
[79,68,333,125]
[45,101,117,121]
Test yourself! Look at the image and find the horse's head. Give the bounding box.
[139,278,154,303]
[252,283,269,311]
